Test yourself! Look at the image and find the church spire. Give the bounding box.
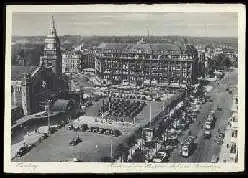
[48,16,57,37]
[41,15,62,75]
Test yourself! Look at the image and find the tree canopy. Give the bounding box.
[212,53,232,70]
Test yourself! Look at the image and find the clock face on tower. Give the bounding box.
[46,43,53,49]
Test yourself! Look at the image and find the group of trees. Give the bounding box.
[208,53,233,75]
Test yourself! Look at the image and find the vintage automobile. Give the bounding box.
[16,144,34,157]
[153,151,170,163]
[67,124,73,130]
[69,136,82,146]
[211,155,219,163]
[214,138,224,145]
[113,129,122,137]
[217,106,222,111]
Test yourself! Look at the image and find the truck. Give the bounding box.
[180,136,195,157]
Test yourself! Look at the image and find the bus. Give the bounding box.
[180,136,195,157]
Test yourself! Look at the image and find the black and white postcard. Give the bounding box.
[4,4,246,173]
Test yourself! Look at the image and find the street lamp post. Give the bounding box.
[149,103,152,128]
[45,99,51,135]
[110,140,113,160]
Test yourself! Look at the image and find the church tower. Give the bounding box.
[40,16,62,75]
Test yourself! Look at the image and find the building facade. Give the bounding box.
[81,49,95,69]
[95,40,201,87]
[11,17,68,116]
[62,51,82,73]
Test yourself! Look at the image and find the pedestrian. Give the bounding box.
[227,144,229,148]
[189,131,191,136]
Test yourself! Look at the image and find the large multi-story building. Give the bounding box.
[62,51,82,74]
[95,39,202,87]
[81,49,95,69]
[11,17,68,116]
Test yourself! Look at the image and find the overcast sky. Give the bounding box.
[12,12,238,37]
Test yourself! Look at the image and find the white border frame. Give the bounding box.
[4,4,246,173]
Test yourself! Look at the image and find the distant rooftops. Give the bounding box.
[97,42,128,50]
[11,66,38,81]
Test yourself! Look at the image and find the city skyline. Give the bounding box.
[12,12,238,38]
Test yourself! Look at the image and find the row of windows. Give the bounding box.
[102,65,192,71]
[102,75,190,81]
[103,70,191,76]
[63,64,80,69]
[100,59,192,65]
[11,86,22,93]
[62,60,80,64]
[64,67,80,72]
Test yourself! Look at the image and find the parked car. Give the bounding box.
[113,129,122,137]
[69,136,82,146]
[211,155,219,163]
[164,144,177,151]
[153,151,170,163]
[214,138,224,145]
[85,101,93,107]
[217,106,222,111]
[70,157,82,162]
[217,132,225,139]
[67,124,73,130]
[16,144,34,157]
[81,124,88,132]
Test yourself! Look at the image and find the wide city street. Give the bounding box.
[169,68,238,162]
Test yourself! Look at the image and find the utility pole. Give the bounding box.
[110,139,113,159]
[108,97,111,112]
[45,100,51,135]
[141,129,144,155]
[149,103,152,128]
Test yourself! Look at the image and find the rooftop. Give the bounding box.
[97,42,185,54]
[11,66,37,81]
